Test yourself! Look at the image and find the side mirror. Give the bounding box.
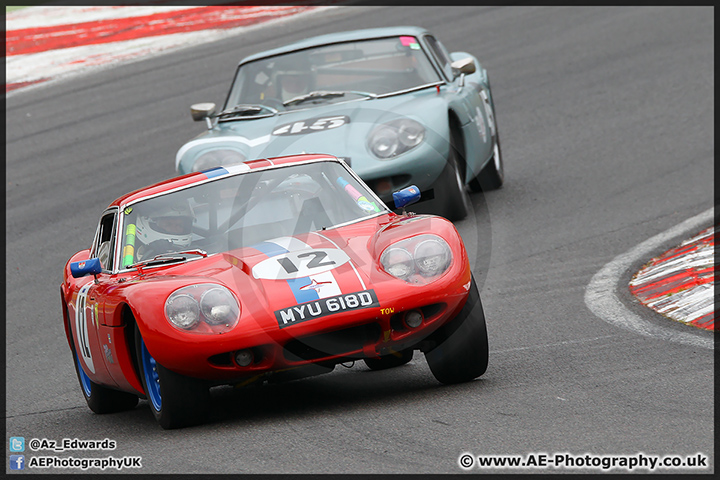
[392,185,421,210]
[451,57,476,76]
[70,258,102,278]
[191,102,216,122]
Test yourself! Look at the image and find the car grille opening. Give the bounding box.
[283,323,381,362]
[208,352,233,366]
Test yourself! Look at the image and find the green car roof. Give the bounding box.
[239,26,431,65]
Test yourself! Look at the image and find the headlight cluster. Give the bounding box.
[165,284,240,334]
[380,235,452,284]
[191,149,246,172]
[368,118,425,159]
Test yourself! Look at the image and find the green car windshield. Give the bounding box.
[120,161,388,268]
[225,36,443,111]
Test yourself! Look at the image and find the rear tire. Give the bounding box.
[364,349,414,371]
[470,134,504,192]
[470,82,504,192]
[424,276,489,384]
[134,323,210,429]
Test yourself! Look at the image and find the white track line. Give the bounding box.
[585,207,715,350]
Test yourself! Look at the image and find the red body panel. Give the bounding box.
[61,154,472,394]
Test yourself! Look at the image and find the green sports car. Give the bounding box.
[176,26,504,220]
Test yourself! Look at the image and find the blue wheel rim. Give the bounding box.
[140,338,162,412]
[75,352,92,398]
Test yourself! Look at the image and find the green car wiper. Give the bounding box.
[283,91,346,107]
[217,104,278,119]
[283,90,378,107]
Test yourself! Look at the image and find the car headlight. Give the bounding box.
[380,247,414,280]
[165,294,200,330]
[191,149,246,172]
[380,235,452,283]
[165,284,240,334]
[414,238,451,276]
[368,118,425,159]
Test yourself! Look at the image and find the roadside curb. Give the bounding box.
[4,4,324,93]
[629,225,715,331]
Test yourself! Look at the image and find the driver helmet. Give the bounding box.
[275,54,314,102]
[135,200,194,248]
[279,71,312,102]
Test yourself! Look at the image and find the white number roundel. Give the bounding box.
[74,282,95,373]
[252,248,350,280]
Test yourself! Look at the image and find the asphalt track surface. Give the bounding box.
[5,6,715,475]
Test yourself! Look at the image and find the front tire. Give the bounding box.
[424,276,489,384]
[134,324,210,429]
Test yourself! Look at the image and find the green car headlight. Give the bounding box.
[368,118,425,159]
[165,284,240,334]
[191,149,246,172]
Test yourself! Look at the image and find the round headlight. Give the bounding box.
[165,284,240,333]
[191,149,246,172]
[398,122,424,147]
[414,238,452,276]
[369,126,399,158]
[368,118,425,159]
[200,287,239,326]
[165,293,200,330]
[380,247,414,280]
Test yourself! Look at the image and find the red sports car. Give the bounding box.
[61,154,488,429]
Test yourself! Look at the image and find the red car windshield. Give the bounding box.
[120,161,387,268]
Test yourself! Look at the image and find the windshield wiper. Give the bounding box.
[283,90,347,107]
[128,249,208,270]
[217,104,278,119]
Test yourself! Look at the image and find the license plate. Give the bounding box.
[275,289,379,328]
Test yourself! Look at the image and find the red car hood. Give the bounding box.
[123,213,468,369]
[214,222,381,327]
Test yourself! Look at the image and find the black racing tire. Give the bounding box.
[67,308,138,414]
[424,276,489,384]
[134,323,210,429]
[364,349,414,371]
[470,81,504,192]
[434,147,470,221]
[470,133,504,192]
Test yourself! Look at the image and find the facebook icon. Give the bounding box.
[10,455,25,470]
